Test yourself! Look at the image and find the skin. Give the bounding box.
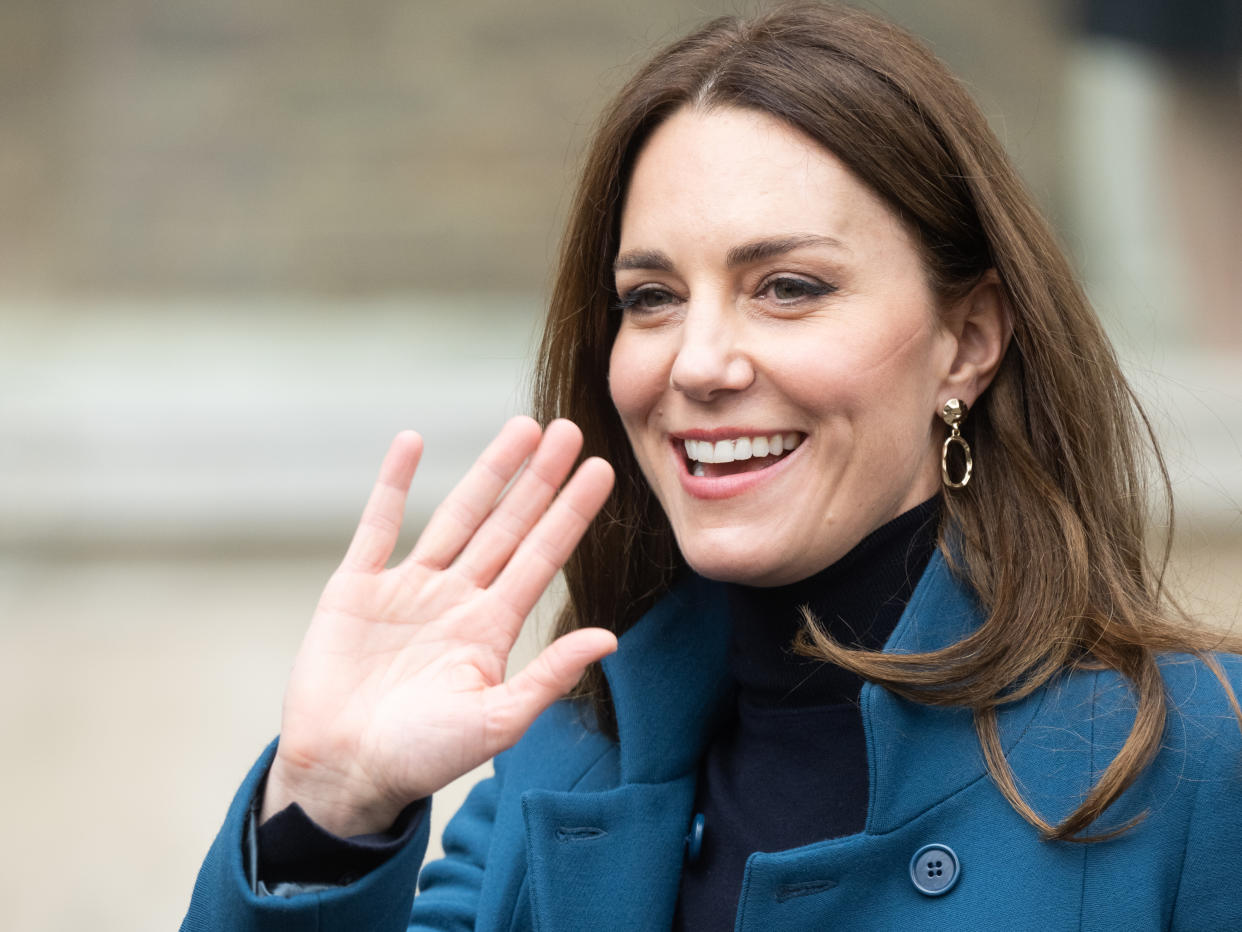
[610,106,1009,586]
[263,419,618,835]
[262,104,1009,836]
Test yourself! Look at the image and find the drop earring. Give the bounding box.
[940,398,972,488]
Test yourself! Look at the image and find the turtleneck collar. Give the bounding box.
[724,497,941,708]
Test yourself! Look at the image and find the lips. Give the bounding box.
[670,430,805,495]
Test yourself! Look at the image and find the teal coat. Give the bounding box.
[182,552,1242,930]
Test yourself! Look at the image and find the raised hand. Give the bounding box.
[261,417,616,836]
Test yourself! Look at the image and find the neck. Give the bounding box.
[724,497,941,707]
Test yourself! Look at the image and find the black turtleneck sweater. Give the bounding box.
[673,498,941,930]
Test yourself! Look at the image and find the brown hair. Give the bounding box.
[532,1,1241,841]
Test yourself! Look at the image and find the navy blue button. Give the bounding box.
[909,843,959,896]
[685,813,706,864]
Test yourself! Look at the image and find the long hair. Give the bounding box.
[531,1,1241,841]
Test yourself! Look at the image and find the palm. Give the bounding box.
[265,418,616,835]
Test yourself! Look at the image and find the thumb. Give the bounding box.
[482,628,618,752]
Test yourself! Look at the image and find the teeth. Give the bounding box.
[691,461,705,477]
[683,432,802,465]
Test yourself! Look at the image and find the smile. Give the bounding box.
[681,432,804,478]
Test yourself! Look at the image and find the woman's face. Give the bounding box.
[608,106,961,586]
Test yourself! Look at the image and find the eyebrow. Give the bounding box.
[613,234,846,274]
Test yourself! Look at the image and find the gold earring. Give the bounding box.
[940,398,972,489]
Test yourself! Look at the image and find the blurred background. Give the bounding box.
[0,0,1238,928]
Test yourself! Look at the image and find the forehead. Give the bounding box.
[619,105,911,255]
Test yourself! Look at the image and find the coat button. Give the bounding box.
[684,813,706,864]
[909,843,960,896]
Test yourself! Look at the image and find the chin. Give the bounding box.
[673,517,875,586]
[677,540,800,588]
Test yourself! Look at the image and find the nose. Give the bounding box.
[668,301,754,401]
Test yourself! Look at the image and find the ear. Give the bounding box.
[938,269,1012,407]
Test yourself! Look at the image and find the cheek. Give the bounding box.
[607,332,662,425]
[778,329,909,405]
[606,338,634,418]
[608,334,670,493]
[787,320,941,441]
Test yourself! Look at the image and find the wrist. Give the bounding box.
[262,748,405,837]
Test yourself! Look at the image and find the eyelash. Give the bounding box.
[613,276,837,313]
[612,287,677,313]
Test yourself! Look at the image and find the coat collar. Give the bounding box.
[600,571,733,785]
[861,548,1047,831]
[521,550,1048,931]
[597,548,1036,792]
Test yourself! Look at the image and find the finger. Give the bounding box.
[451,419,583,586]
[408,416,543,571]
[481,627,618,753]
[490,456,614,620]
[341,430,424,572]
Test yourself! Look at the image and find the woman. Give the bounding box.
[182,4,1242,929]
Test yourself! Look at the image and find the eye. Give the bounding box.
[761,276,836,303]
[614,286,679,313]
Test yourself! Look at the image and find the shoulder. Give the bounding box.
[1097,652,1242,837]
[1066,651,1242,746]
[1157,651,1242,794]
[1040,653,1242,926]
[1013,652,1242,826]
[1155,653,1242,927]
[1159,650,1242,720]
[1146,651,1242,782]
[1084,651,1242,774]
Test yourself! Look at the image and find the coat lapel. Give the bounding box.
[863,552,1048,832]
[602,573,734,785]
[521,574,732,932]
